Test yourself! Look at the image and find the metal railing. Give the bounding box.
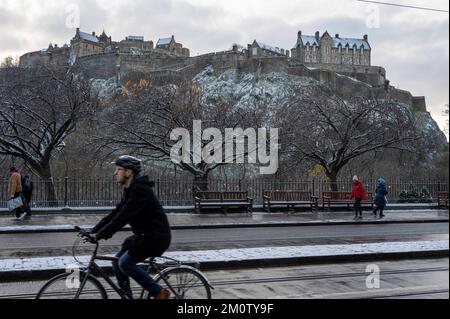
[0,177,448,208]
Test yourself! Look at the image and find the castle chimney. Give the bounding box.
[286,50,290,58]
[335,34,339,38]
[363,34,368,41]
[315,31,320,41]
[92,32,96,36]
[298,30,302,38]
[281,49,285,55]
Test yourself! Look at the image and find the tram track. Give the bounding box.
[0,266,447,299]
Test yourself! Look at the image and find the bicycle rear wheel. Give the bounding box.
[153,266,212,299]
[36,272,108,299]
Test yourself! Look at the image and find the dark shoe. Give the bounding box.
[153,288,170,299]
[380,214,385,218]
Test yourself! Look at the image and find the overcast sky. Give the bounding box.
[0,0,448,137]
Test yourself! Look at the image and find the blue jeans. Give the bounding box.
[112,248,163,298]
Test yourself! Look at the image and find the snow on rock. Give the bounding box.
[193,65,318,114]
[90,77,121,100]
[192,65,448,156]
[414,111,448,157]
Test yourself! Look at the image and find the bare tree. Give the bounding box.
[0,66,93,205]
[93,78,265,191]
[276,86,420,190]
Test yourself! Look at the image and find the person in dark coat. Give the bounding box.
[350,175,367,219]
[91,155,172,299]
[373,177,388,218]
[21,175,33,218]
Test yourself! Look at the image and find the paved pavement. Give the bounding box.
[0,209,448,234]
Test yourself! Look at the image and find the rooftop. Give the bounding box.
[156,37,173,46]
[79,31,99,43]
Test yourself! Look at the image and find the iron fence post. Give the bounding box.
[157,178,161,198]
[64,176,68,207]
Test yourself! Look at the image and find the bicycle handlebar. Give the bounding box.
[74,226,98,244]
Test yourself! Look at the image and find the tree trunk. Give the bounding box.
[40,164,58,207]
[326,171,339,192]
[192,172,209,194]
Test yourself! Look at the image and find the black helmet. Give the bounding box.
[112,155,142,173]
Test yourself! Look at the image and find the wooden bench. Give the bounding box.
[263,190,318,212]
[437,192,449,209]
[322,191,374,210]
[194,191,253,214]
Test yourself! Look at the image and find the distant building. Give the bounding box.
[119,35,154,52]
[156,35,190,57]
[248,40,289,58]
[70,28,105,58]
[291,30,371,66]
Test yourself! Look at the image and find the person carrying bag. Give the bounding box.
[7,167,26,220]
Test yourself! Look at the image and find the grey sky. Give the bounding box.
[0,0,448,136]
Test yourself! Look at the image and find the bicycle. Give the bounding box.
[36,226,213,299]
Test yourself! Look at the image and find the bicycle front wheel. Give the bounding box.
[36,272,108,299]
[154,266,212,299]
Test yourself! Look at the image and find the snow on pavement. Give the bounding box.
[0,240,447,273]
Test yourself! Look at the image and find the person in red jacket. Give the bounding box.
[350,175,367,219]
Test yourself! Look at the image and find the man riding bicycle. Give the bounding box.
[91,155,172,299]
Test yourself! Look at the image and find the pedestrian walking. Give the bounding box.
[21,175,33,219]
[373,177,388,218]
[7,167,26,220]
[350,175,367,220]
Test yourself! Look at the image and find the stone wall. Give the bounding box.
[77,52,118,80]
[20,48,70,68]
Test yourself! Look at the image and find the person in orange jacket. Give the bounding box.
[8,167,25,220]
[350,175,367,219]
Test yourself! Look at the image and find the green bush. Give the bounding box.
[398,184,432,203]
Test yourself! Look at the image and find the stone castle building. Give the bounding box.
[248,40,290,58]
[15,27,429,115]
[20,28,190,68]
[291,30,371,66]
[19,28,386,89]
[155,35,190,57]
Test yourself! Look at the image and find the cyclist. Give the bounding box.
[91,155,172,299]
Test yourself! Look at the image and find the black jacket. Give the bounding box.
[92,176,171,256]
